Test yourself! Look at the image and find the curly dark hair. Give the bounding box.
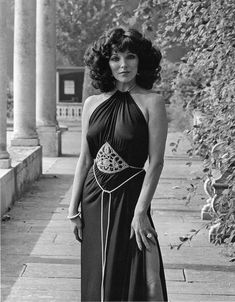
[84,27,162,92]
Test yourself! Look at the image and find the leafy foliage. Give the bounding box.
[56,0,115,66]
[163,0,235,252]
[56,0,174,66]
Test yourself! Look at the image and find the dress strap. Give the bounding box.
[100,190,111,302]
[93,163,144,194]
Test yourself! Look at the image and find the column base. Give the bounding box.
[0,158,11,169]
[0,150,10,159]
[37,126,61,157]
[11,138,40,146]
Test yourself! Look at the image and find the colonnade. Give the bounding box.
[0,0,59,169]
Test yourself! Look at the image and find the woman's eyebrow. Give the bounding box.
[110,51,136,56]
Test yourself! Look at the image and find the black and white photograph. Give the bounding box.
[1,0,235,301]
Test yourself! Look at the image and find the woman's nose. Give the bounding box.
[120,58,127,68]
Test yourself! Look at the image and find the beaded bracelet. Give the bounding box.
[67,211,81,220]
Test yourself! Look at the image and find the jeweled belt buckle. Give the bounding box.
[95,142,129,173]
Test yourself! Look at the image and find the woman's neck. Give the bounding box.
[115,80,136,92]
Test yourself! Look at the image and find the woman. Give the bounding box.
[68,27,168,302]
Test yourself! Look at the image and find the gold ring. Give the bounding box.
[146,233,152,238]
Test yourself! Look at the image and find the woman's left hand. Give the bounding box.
[130,212,157,251]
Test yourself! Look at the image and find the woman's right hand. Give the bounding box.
[69,216,83,242]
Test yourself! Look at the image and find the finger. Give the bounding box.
[140,231,151,251]
[149,236,156,245]
[147,234,156,245]
[135,232,143,251]
[130,227,134,239]
[146,230,158,245]
[150,229,158,240]
[147,217,158,238]
[73,227,80,242]
[78,228,82,243]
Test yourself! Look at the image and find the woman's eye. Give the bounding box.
[127,54,137,59]
[110,56,119,62]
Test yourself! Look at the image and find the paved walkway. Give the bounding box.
[2,123,235,301]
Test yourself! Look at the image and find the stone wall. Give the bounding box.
[0,146,42,216]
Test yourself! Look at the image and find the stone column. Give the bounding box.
[0,0,11,168]
[36,0,61,156]
[11,0,39,146]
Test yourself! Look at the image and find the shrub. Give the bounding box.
[165,0,235,251]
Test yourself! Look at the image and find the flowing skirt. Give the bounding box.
[81,165,168,301]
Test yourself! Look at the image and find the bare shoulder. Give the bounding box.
[136,88,165,113]
[136,87,162,100]
[83,93,110,117]
[139,89,168,135]
[83,94,102,109]
[144,89,164,105]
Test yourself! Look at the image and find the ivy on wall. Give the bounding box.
[164,0,235,250]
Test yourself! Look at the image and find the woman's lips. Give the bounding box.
[119,71,130,75]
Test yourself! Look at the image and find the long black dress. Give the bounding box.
[81,89,168,301]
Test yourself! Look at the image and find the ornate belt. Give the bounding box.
[95,141,143,173]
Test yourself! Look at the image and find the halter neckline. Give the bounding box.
[115,83,136,94]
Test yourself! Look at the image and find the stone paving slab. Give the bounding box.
[2,289,80,302]
[168,293,235,302]
[30,242,80,257]
[2,276,81,291]
[154,179,204,199]
[28,226,71,234]
[161,161,203,180]
[167,281,235,295]
[153,211,201,221]
[7,208,69,220]
[153,198,205,206]
[165,269,185,282]
[156,228,211,248]
[1,256,28,277]
[12,199,68,208]
[160,246,234,267]
[21,263,81,279]
[42,158,58,174]
[184,269,235,282]
[153,204,203,212]
[2,241,80,258]
[3,219,71,228]
[1,223,32,233]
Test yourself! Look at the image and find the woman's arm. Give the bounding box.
[68,97,94,217]
[130,93,168,250]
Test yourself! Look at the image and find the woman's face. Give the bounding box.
[109,50,139,84]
